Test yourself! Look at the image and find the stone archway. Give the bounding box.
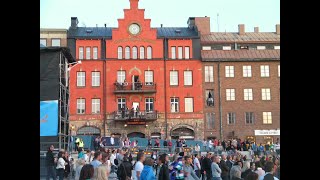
[127,132,145,138]
[77,126,101,135]
[170,124,195,140]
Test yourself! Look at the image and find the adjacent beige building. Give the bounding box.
[40,28,67,47]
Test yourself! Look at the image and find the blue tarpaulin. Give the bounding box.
[40,100,58,136]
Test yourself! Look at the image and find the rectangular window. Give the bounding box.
[77,98,85,114]
[245,112,254,124]
[225,66,234,77]
[206,90,214,106]
[206,113,215,129]
[51,39,61,47]
[205,66,214,82]
[77,72,85,87]
[185,46,190,59]
[93,47,98,59]
[263,112,272,124]
[91,99,100,114]
[274,46,280,50]
[117,98,126,111]
[92,72,100,87]
[170,71,178,86]
[86,47,91,60]
[185,98,194,112]
[79,47,84,60]
[202,46,212,50]
[226,89,235,101]
[278,65,280,77]
[117,71,126,83]
[145,98,154,112]
[227,112,236,124]
[145,71,154,85]
[243,65,252,77]
[257,46,266,50]
[171,47,176,59]
[170,98,179,112]
[261,88,271,100]
[184,71,192,86]
[244,89,253,101]
[260,65,270,77]
[40,39,47,47]
[178,46,183,59]
[223,46,231,50]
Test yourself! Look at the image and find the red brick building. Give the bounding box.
[67,0,204,140]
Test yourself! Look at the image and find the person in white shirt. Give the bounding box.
[133,152,145,180]
[208,139,213,151]
[195,144,201,155]
[110,149,117,174]
[56,151,68,180]
[83,150,90,164]
[110,135,115,146]
[193,154,201,178]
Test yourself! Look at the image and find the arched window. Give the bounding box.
[147,46,152,59]
[117,46,123,59]
[125,46,130,59]
[132,46,138,59]
[140,46,145,59]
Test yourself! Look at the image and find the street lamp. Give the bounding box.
[67,60,82,71]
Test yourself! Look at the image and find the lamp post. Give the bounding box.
[67,60,82,71]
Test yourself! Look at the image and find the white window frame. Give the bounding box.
[205,66,214,82]
[86,47,91,60]
[227,112,236,124]
[125,46,130,59]
[278,65,280,77]
[184,98,193,112]
[170,98,179,112]
[178,46,183,59]
[117,71,126,83]
[261,88,271,100]
[147,46,152,59]
[145,98,154,112]
[51,39,61,47]
[91,98,100,114]
[139,46,145,59]
[257,46,266,50]
[145,71,153,84]
[185,46,190,59]
[260,65,270,77]
[93,47,98,59]
[79,47,84,60]
[132,46,138,59]
[171,46,176,59]
[243,65,252,77]
[184,70,193,86]
[118,46,123,59]
[202,46,212,50]
[263,112,272,124]
[274,46,280,50]
[117,98,126,111]
[223,46,231,50]
[40,39,47,47]
[92,72,100,87]
[226,89,235,101]
[245,112,254,124]
[244,88,253,101]
[77,99,85,114]
[225,66,234,77]
[77,71,85,87]
[170,71,178,86]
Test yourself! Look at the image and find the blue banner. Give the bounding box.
[40,100,58,136]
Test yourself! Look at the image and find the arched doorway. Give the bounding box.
[127,132,145,138]
[171,124,195,140]
[77,126,101,135]
[151,132,161,139]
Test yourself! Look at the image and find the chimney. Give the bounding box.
[194,17,211,34]
[238,24,245,35]
[187,17,195,29]
[130,0,139,9]
[161,24,163,28]
[71,17,78,29]
[254,27,259,33]
[276,24,280,35]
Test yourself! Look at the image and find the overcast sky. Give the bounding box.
[40,0,280,32]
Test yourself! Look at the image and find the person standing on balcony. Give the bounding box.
[136,105,140,118]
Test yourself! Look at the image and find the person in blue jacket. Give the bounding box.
[141,157,156,180]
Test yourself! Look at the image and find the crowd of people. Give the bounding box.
[45,137,280,180]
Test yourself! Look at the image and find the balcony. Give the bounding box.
[113,110,158,122]
[114,82,156,94]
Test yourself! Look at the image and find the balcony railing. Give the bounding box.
[113,110,158,121]
[114,82,156,94]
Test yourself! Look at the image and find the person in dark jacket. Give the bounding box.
[117,156,133,180]
[159,154,170,180]
[201,153,213,180]
[220,154,230,180]
[46,145,56,180]
[163,138,168,148]
[226,155,233,172]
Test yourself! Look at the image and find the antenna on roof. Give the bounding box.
[217,13,220,32]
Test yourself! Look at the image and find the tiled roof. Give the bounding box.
[201,50,280,61]
[201,32,280,43]
[68,27,198,39]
